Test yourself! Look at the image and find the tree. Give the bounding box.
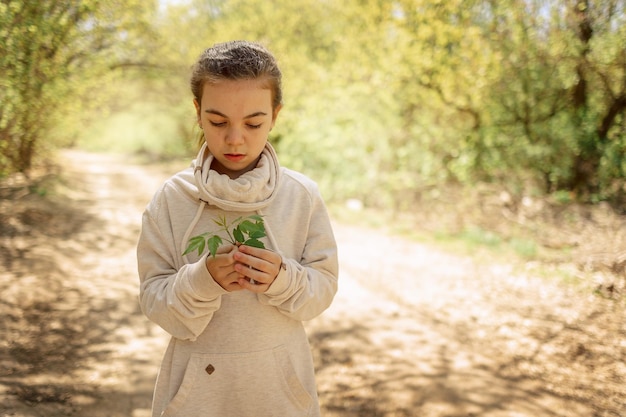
[564,0,626,199]
[390,0,626,204]
[0,0,158,176]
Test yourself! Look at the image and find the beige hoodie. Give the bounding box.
[137,143,338,417]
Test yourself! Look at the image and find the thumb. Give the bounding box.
[214,244,237,255]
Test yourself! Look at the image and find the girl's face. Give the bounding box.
[194,79,281,179]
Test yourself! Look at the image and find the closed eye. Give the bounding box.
[210,121,227,127]
[247,123,262,129]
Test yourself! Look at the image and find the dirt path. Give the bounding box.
[311,227,624,416]
[1,151,624,417]
[1,151,170,417]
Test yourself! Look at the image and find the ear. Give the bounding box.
[270,104,282,129]
[193,99,201,124]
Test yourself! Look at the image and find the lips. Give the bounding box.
[224,154,245,162]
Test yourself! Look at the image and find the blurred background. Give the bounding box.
[2,2,626,415]
[2,0,625,211]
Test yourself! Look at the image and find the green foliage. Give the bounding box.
[183,215,266,258]
[4,0,625,208]
[0,0,158,176]
[461,226,502,248]
[510,238,538,259]
[75,90,195,159]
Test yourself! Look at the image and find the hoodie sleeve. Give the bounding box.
[137,198,227,341]
[257,184,338,321]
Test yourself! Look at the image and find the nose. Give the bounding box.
[225,126,244,145]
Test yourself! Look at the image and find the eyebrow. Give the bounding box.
[204,109,268,119]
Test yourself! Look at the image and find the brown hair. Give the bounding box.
[190,40,283,110]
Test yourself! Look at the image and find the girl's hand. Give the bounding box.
[233,245,283,293]
[205,245,246,292]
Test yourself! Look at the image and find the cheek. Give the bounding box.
[201,130,220,146]
[256,128,272,142]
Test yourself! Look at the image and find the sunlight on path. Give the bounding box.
[3,150,619,417]
[56,150,172,417]
[59,151,618,417]
[304,222,603,416]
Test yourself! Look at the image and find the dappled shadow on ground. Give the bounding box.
[0,194,100,413]
[0,158,163,416]
[306,220,625,417]
[3,381,155,417]
[308,298,624,417]
[1,152,624,417]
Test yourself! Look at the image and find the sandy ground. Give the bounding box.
[0,150,624,416]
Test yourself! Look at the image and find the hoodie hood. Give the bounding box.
[192,142,281,212]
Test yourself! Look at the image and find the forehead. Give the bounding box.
[202,80,271,101]
[201,79,272,104]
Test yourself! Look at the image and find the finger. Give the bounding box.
[234,262,262,282]
[208,246,238,269]
[233,251,257,272]
[237,277,269,293]
[238,245,281,264]
[235,248,279,275]
[215,244,237,255]
[217,271,246,292]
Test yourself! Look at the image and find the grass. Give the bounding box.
[75,105,194,160]
[328,199,581,286]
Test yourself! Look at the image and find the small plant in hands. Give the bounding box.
[183,214,266,257]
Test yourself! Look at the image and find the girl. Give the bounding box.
[137,40,338,417]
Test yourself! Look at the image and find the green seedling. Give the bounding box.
[183,214,266,258]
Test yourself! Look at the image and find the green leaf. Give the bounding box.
[213,215,228,227]
[233,226,244,244]
[239,219,265,235]
[183,235,206,256]
[183,214,266,258]
[251,219,265,235]
[207,235,223,257]
[238,220,256,233]
[243,238,265,249]
[248,230,266,239]
[248,214,264,222]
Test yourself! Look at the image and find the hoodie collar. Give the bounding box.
[192,142,281,211]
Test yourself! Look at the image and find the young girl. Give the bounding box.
[137,41,338,417]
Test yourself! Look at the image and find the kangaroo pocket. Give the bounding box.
[162,345,314,417]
